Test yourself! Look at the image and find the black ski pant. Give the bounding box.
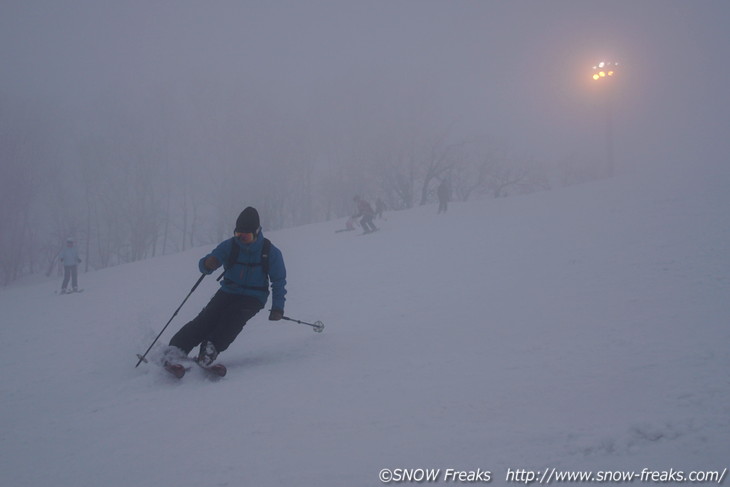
[62,265,78,290]
[169,289,263,355]
[360,214,377,233]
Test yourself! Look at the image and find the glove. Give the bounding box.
[204,256,220,271]
[268,309,283,321]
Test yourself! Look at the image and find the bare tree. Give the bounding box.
[417,130,467,206]
[0,98,45,284]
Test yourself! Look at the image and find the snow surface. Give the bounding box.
[2,166,729,487]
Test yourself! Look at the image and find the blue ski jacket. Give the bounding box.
[199,231,287,312]
[59,246,81,267]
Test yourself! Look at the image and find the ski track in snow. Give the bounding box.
[1,167,729,486]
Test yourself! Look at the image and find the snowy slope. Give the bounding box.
[1,167,729,487]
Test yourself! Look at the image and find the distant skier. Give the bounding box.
[59,238,82,293]
[353,195,378,234]
[437,178,451,214]
[163,207,287,367]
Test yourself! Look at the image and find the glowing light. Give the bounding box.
[591,60,618,81]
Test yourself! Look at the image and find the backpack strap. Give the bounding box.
[226,237,240,270]
[261,238,271,277]
[221,237,272,291]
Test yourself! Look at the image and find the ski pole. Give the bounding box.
[281,316,325,333]
[135,273,206,367]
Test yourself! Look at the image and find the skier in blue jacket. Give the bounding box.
[166,207,287,366]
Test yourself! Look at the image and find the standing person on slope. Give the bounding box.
[437,178,451,214]
[59,237,82,293]
[164,207,287,367]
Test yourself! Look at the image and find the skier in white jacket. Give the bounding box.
[59,238,81,293]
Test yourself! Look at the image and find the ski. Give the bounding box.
[58,288,84,295]
[164,362,187,379]
[196,361,227,377]
[136,353,225,379]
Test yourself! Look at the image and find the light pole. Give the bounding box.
[591,61,618,177]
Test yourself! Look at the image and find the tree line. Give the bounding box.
[0,87,605,286]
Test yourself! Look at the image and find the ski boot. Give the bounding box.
[197,340,219,367]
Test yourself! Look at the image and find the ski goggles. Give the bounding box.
[234,231,256,243]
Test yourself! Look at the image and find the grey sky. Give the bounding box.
[1,0,728,170]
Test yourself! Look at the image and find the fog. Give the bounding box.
[1,0,728,284]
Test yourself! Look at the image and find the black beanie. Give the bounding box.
[235,207,260,233]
